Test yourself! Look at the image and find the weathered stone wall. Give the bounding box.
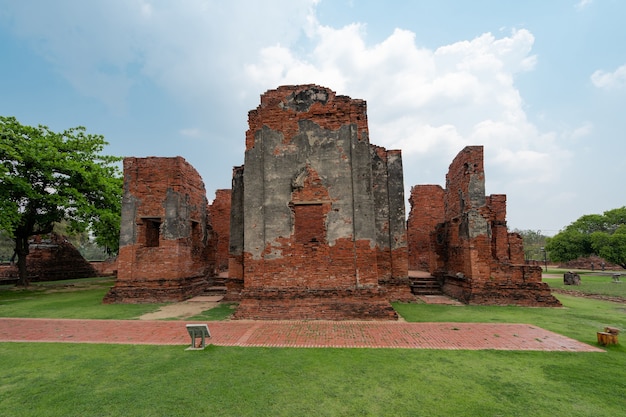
[371,146,411,300]
[226,166,245,299]
[231,85,410,319]
[104,156,216,303]
[411,146,560,306]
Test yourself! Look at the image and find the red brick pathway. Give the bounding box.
[0,318,603,351]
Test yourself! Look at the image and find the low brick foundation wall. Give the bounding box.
[103,275,209,303]
[379,278,415,302]
[441,275,561,306]
[468,281,562,306]
[90,258,118,277]
[233,288,398,320]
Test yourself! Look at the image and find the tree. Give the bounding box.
[0,116,122,286]
[591,224,626,269]
[0,230,13,262]
[546,207,626,269]
[512,229,548,261]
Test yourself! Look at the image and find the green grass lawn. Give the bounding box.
[1,341,623,417]
[394,295,626,346]
[0,277,164,319]
[1,278,625,416]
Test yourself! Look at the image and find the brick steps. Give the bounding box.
[410,276,443,295]
[199,275,228,296]
[201,286,227,296]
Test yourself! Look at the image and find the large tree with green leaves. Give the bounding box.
[0,116,122,285]
[546,207,626,269]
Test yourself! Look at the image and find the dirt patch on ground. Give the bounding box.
[552,288,626,304]
[139,296,224,320]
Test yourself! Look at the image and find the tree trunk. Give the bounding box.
[15,235,30,287]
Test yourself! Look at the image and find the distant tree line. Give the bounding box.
[545,207,626,269]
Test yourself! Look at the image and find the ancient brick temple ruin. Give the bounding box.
[407,146,560,306]
[104,84,560,315]
[104,157,217,303]
[0,233,98,283]
[228,85,410,320]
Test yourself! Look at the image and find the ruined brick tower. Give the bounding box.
[229,85,410,320]
[409,146,560,306]
[104,157,216,303]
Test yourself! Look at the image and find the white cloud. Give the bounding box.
[2,1,575,229]
[591,64,626,90]
[2,1,143,111]
[245,18,566,189]
[2,0,317,111]
[568,122,593,140]
[575,0,593,11]
[243,14,579,228]
[180,128,202,138]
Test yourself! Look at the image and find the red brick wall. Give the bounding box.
[232,85,408,319]
[233,289,398,320]
[90,258,117,277]
[210,189,231,272]
[105,157,216,303]
[444,147,485,220]
[508,233,525,265]
[294,204,325,243]
[239,163,378,291]
[487,194,507,222]
[407,185,445,270]
[242,238,383,291]
[413,146,560,306]
[246,84,369,151]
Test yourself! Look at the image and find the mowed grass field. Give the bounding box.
[543,268,626,299]
[0,276,625,417]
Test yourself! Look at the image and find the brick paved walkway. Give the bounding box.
[0,318,603,351]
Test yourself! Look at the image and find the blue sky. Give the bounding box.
[1,0,624,235]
